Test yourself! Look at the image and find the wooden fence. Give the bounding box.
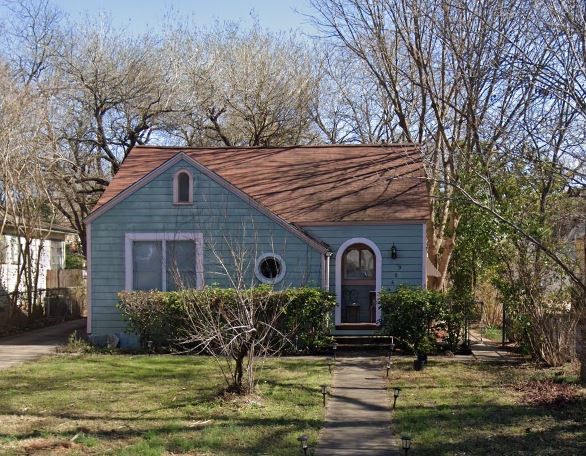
[46,269,86,289]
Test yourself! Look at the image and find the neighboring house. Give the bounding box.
[0,219,74,295]
[85,144,435,341]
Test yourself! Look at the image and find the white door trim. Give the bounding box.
[335,237,383,325]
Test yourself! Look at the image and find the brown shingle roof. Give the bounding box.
[93,144,430,223]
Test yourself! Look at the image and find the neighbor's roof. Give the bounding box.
[94,144,430,223]
[0,212,76,236]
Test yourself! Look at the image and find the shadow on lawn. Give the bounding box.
[406,414,585,456]
[392,360,586,455]
[0,415,324,455]
[0,355,328,455]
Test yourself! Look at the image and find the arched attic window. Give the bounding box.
[173,169,193,204]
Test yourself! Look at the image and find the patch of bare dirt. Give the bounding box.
[21,438,80,454]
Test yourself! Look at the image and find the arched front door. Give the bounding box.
[341,243,377,323]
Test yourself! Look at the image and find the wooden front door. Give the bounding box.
[341,243,376,323]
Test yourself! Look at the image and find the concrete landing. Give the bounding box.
[316,355,398,456]
[469,328,526,362]
[0,319,86,369]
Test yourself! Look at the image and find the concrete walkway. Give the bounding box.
[0,319,86,369]
[468,328,526,362]
[316,355,397,456]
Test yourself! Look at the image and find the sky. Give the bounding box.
[49,0,316,34]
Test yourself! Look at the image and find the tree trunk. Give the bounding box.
[233,346,249,393]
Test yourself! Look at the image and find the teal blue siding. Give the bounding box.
[304,224,425,293]
[90,160,323,336]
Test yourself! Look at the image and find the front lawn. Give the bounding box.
[388,358,586,455]
[0,354,328,455]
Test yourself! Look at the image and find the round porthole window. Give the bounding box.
[255,253,286,284]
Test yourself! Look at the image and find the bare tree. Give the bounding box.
[0,62,58,319]
[52,19,181,174]
[313,46,404,143]
[164,22,320,147]
[0,0,63,84]
[170,219,299,395]
[38,17,183,254]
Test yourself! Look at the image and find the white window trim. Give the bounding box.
[255,252,286,284]
[125,232,203,291]
[173,168,193,204]
[335,238,382,325]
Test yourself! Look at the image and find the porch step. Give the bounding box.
[333,335,394,351]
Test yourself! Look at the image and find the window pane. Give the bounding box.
[361,249,374,278]
[50,240,63,270]
[177,172,190,202]
[344,249,361,279]
[259,257,281,279]
[166,240,196,290]
[10,238,21,265]
[0,235,7,264]
[133,241,162,290]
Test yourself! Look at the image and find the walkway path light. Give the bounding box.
[332,342,338,361]
[393,387,401,409]
[320,384,328,406]
[401,434,412,454]
[298,434,309,456]
[386,361,391,377]
[326,357,334,374]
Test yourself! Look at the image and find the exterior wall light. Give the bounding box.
[390,244,398,259]
[401,434,412,454]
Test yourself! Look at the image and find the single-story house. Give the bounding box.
[85,144,436,341]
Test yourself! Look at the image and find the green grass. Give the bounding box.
[0,354,329,455]
[388,358,585,455]
[483,325,503,342]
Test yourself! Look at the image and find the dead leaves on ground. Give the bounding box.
[515,379,581,408]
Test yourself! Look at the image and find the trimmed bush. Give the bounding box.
[379,286,473,353]
[379,286,445,354]
[280,287,336,351]
[118,286,335,352]
[116,290,184,349]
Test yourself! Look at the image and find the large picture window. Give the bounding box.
[125,233,203,291]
